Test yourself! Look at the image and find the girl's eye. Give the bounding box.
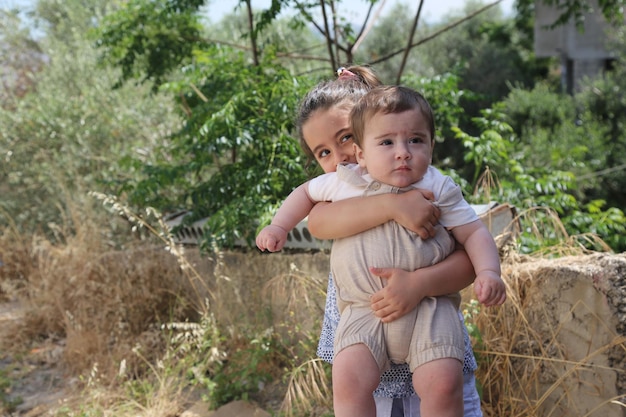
[318,149,331,158]
[380,139,393,146]
[409,137,423,144]
[339,134,353,144]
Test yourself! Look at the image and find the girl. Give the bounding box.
[260,66,484,417]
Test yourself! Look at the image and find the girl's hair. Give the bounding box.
[296,65,382,162]
[350,85,435,148]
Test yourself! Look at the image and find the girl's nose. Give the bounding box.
[335,149,351,165]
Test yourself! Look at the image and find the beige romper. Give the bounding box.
[310,164,468,373]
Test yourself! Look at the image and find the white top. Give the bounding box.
[308,163,478,229]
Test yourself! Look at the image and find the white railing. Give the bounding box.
[164,202,518,251]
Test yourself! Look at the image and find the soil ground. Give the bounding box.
[0,300,70,417]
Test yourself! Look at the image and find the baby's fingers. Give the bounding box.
[482,287,507,306]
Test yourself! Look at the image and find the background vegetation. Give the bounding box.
[1,0,625,415]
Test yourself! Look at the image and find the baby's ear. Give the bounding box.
[354,144,366,167]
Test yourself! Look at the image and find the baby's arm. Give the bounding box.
[451,220,506,306]
[307,188,440,240]
[256,183,315,252]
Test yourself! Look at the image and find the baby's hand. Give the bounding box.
[256,224,288,252]
[474,271,506,307]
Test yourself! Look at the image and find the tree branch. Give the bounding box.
[370,0,504,67]
[245,0,259,66]
[204,38,331,62]
[352,0,387,53]
[395,0,425,84]
[319,0,337,70]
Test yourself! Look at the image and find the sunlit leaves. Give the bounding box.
[121,47,313,247]
[94,0,205,88]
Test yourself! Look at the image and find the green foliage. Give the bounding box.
[0,1,180,239]
[0,9,44,104]
[463,299,484,359]
[503,83,574,131]
[454,108,516,183]
[172,312,314,410]
[203,7,327,76]
[34,0,111,41]
[94,0,205,88]
[6,0,625,255]
[0,368,22,414]
[500,83,610,201]
[574,28,626,211]
[392,1,551,121]
[353,2,415,82]
[402,72,466,140]
[208,329,285,406]
[455,106,626,253]
[116,47,312,247]
[459,21,538,100]
[517,0,626,30]
[497,70,626,252]
[563,201,626,251]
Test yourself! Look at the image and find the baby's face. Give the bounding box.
[355,108,434,188]
[302,107,356,173]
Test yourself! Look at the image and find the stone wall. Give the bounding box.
[494,253,626,417]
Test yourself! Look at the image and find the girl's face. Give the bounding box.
[302,106,356,174]
[355,108,434,188]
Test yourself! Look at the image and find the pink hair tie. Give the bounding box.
[336,67,359,80]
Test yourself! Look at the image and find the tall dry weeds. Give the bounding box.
[469,250,626,417]
[2,181,624,417]
[261,264,333,415]
[1,192,221,378]
[1,192,233,415]
[463,172,625,416]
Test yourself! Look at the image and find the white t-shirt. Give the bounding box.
[308,163,478,229]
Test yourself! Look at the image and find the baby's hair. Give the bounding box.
[296,65,382,163]
[350,85,435,148]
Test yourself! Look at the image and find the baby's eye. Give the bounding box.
[409,136,425,144]
[339,134,353,144]
[379,139,393,146]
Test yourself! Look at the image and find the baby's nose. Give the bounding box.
[396,145,411,159]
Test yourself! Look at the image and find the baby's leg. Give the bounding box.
[412,358,463,417]
[333,343,380,417]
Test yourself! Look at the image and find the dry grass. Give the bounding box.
[261,266,332,415]
[0,219,190,379]
[281,358,332,416]
[469,249,626,417]
[0,193,330,416]
[1,191,625,417]
[0,194,222,415]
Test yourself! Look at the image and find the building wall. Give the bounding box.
[533,0,623,92]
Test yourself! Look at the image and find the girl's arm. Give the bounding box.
[370,247,475,322]
[307,189,476,322]
[307,188,440,240]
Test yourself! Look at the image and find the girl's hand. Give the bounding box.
[369,266,424,323]
[389,189,440,239]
